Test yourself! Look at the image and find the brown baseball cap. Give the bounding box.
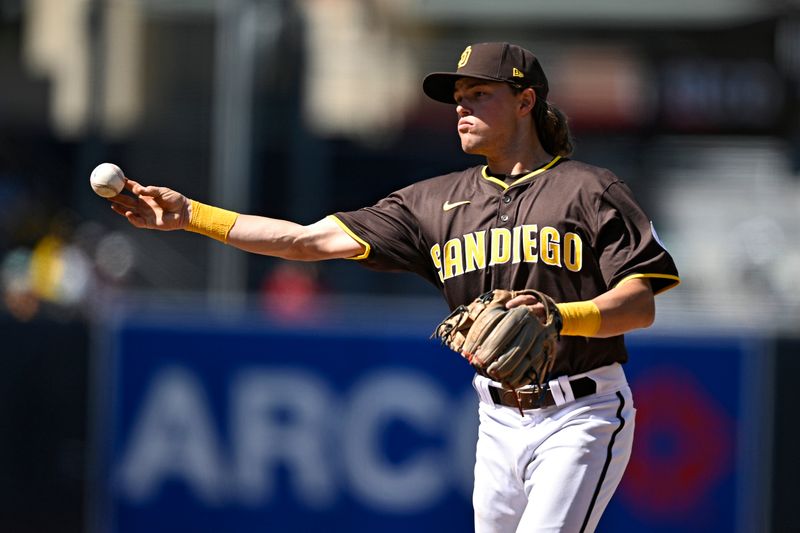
[423,42,549,105]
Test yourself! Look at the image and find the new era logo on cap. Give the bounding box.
[423,42,549,105]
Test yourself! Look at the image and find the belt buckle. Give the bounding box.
[502,385,545,414]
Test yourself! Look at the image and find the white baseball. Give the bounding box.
[90,162,126,198]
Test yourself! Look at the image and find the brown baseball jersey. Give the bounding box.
[329,156,680,377]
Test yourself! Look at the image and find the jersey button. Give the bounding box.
[502,195,512,204]
[500,214,509,222]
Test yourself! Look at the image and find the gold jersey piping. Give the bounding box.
[481,155,562,190]
[326,215,371,260]
[616,273,681,295]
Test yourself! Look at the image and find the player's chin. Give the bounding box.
[459,136,484,155]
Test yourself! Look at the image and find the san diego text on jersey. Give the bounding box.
[430,224,583,282]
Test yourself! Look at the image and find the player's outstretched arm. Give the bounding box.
[226,215,364,261]
[108,179,365,261]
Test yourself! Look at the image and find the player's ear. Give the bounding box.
[517,87,536,116]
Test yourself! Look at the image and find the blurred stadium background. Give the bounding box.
[1,0,799,532]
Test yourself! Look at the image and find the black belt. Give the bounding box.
[488,376,597,410]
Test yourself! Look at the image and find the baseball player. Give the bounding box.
[108,42,679,532]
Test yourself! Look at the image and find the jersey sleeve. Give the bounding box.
[594,181,680,295]
[330,189,439,285]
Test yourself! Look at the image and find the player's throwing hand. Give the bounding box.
[109,179,190,231]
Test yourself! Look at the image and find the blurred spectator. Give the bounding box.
[0,209,136,322]
[259,262,325,323]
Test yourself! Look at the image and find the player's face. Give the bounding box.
[453,78,522,157]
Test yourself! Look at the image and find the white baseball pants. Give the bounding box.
[471,363,635,533]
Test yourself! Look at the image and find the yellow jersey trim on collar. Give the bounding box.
[326,215,371,260]
[481,155,562,190]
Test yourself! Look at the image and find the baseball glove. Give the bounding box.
[432,289,562,391]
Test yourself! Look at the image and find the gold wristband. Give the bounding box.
[185,200,239,243]
[556,301,602,337]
